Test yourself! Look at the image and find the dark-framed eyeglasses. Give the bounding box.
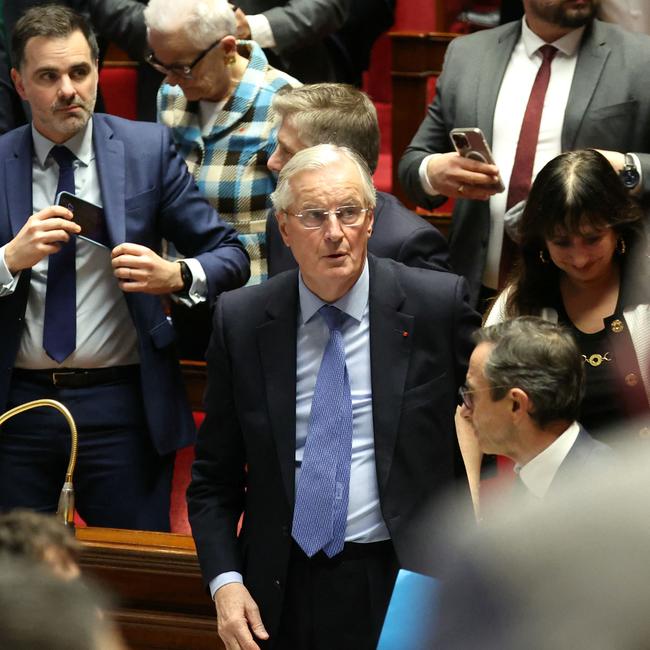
[145,38,222,79]
[458,383,510,410]
[287,205,370,230]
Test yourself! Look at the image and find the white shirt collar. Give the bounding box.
[31,118,94,168]
[517,421,581,498]
[298,257,369,325]
[521,17,585,58]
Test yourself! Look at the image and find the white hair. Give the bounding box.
[144,0,236,48]
[271,144,377,213]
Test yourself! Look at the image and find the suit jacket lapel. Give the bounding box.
[92,116,126,246]
[368,256,414,493]
[477,23,521,144]
[548,426,593,495]
[258,271,299,506]
[6,127,34,237]
[562,23,609,149]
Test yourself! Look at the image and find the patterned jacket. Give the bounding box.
[158,41,299,285]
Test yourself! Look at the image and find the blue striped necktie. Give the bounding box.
[43,145,76,363]
[292,305,354,558]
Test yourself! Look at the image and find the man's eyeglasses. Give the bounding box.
[287,205,370,230]
[458,384,510,410]
[145,38,222,79]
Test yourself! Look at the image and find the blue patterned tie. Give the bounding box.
[43,146,76,363]
[292,305,354,558]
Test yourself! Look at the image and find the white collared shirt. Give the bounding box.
[483,20,584,289]
[517,421,581,498]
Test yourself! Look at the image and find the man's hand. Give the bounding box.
[427,152,502,201]
[455,405,482,521]
[4,206,80,274]
[215,583,269,650]
[111,243,184,294]
[233,7,252,39]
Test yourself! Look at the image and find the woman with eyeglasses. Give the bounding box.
[485,149,650,438]
[144,0,299,289]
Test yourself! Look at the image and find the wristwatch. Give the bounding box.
[619,153,640,190]
[176,260,193,296]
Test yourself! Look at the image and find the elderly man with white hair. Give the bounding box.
[188,143,479,649]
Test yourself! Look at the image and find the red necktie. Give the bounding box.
[499,44,558,287]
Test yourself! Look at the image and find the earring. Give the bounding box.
[616,237,626,255]
[225,54,236,65]
[539,250,549,264]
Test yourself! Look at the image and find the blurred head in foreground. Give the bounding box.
[433,431,650,650]
[0,558,125,650]
[0,509,81,580]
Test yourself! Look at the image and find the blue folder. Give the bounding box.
[376,569,440,649]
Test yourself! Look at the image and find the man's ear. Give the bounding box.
[220,35,238,57]
[10,68,27,100]
[510,388,530,416]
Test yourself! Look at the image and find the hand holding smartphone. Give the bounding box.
[450,128,505,192]
[56,191,109,248]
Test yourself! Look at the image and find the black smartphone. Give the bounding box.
[449,127,505,192]
[56,191,108,248]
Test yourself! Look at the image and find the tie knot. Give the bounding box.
[319,305,346,332]
[538,44,557,63]
[50,145,76,170]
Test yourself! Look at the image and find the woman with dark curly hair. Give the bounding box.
[486,149,650,437]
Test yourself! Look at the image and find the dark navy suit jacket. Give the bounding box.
[188,254,479,638]
[0,114,249,454]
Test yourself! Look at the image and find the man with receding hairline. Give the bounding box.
[189,143,478,650]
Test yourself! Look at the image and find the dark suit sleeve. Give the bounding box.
[156,126,251,300]
[379,195,450,272]
[86,0,147,60]
[397,38,459,210]
[451,275,480,387]
[262,0,349,56]
[394,224,450,272]
[187,295,247,584]
[0,27,22,134]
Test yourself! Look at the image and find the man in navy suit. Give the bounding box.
[189,144,478,649]
[0,5,249,530]
[458,317,614,505]
[265,83,450,277]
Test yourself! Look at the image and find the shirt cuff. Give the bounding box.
[178,257,207,306]
[418,154,443,197]
[247,14,275,48]
[0,246,20,295]
[630,153,643,196]
[209,571,244,600]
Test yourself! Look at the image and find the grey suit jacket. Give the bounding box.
[399,19,650,306]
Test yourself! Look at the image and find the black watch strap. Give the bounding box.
[177,260,193,295]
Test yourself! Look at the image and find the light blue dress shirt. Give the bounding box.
[0,119,207,368]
